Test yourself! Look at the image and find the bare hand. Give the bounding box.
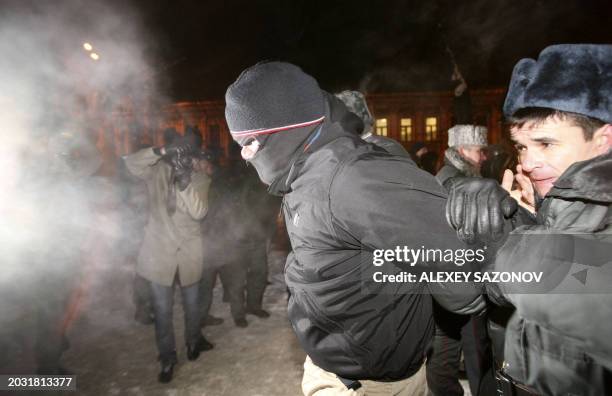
[501,165,535,213]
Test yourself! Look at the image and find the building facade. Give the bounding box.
[96,88,506,173]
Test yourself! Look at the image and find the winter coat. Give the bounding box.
[270,121,484,381]
[124,148,211,287]
[436,147,481,186]
[492,151,612,395]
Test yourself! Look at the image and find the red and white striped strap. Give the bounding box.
[230,116,325,137]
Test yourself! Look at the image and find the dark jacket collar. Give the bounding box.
[268,120,361,196]
[548,150,612,203]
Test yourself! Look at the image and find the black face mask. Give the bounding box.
[241,124,319,186]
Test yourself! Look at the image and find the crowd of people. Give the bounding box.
[2,43,610,396]
[221,43,611,396]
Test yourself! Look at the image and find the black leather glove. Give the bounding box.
[445,178,518,245]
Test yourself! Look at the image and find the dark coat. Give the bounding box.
[493,151,612,395]
[272,121,484,381]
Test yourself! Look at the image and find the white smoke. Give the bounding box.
[0,0,166,369]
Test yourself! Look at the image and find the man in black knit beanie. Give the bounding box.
[225,61,485,395]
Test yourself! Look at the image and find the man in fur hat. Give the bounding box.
[428,125,492,396]
[446,44,612,395]
[437,125,488,185]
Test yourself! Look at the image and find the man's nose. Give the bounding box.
[520,150,542,173]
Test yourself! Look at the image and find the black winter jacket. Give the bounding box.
[278,122,485,381]
[493,151,612,395]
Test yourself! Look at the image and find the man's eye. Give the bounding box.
[514,144,526,152]
[242,138,255,147]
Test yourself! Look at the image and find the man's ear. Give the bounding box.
[456,146,466,158]
[593,124,612,155]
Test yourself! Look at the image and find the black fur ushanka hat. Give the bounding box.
[503,44,612,123]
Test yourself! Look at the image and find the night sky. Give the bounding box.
[4,0,611,101]
[129,0,612,101]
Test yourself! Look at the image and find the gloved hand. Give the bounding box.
[445,178,518,245]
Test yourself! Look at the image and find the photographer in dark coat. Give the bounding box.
[224,62,485,395]
[446,44,612,395]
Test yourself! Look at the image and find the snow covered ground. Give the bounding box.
[2,248,470,396]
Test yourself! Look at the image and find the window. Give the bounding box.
[425,117,438,141]
[400,118,413,142]
[375,118,388,136]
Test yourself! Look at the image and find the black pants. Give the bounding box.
[149,280,201,364]
[243,242,268,310]
[426,301,492,396]
[200,243,268,320]
[201,261,246,320]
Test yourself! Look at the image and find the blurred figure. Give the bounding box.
[437,125,488,186]
[409,142,429,168]
[480,144,517,183]
[333,90,411,157]
[123,131,213,383]
[431,125,492,396]
[200,159,280,328]
[238,165,280,319]
[199,159,245,327]
[420,150,439,175]
[117,143,154,325]
[31,131,101,374]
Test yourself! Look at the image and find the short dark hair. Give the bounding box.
[507,107,605,141]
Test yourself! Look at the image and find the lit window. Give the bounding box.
[425,117,438,141]
[375,118,388,136]
[400,118,412,141]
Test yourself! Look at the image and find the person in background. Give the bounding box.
[430,125,493,396]
[409,141,429,168]
[419,151,439,175]
[436,125,487,187]
[123,130,214,383]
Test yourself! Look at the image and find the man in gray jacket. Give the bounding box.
[124,133,213,383]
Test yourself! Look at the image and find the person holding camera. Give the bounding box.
[123,129,214,383]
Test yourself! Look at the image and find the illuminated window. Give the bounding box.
[425,117,438,141]
[375,118,388,136]
[400,118,413,141]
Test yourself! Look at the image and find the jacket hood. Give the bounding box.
[548,150,612,203]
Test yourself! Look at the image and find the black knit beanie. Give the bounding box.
[225,61,326,146]
[224,61,327,186]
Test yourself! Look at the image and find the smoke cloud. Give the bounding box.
[0,0,166,371]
